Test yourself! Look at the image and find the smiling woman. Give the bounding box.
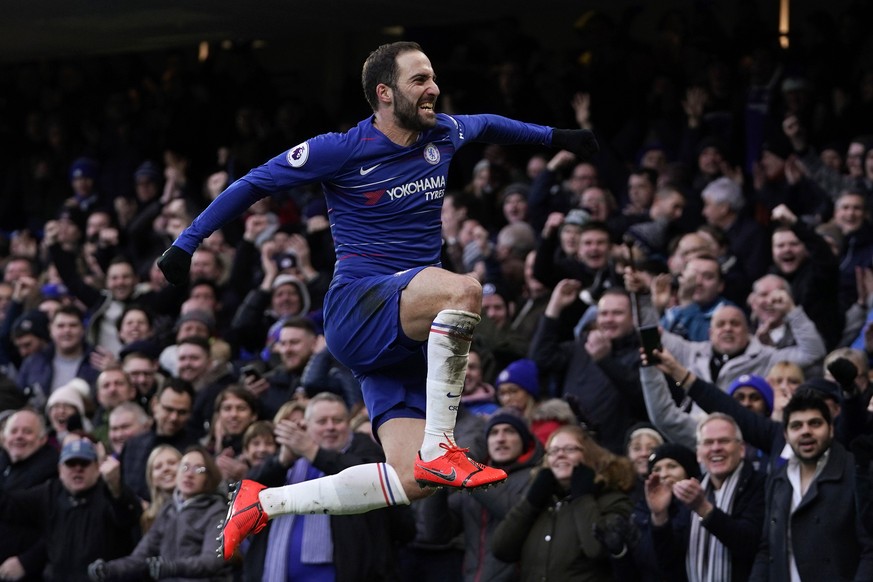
[492,425,635,581]
[88,446,230,581]
[141,445,182,532]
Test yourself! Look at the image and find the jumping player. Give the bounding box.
[157,41,599,559]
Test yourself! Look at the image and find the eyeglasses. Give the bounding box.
[546,445,584,457]
[179,463,207,475]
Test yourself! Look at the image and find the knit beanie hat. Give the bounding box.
[728,374,774,414]
[648,442,702,480]
[496,359,539,397]
[46,381,89,416]
[486,411,534,453]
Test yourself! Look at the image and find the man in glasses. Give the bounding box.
[644,413,765,582]
[120,378,199,501]
[0,438,141,581]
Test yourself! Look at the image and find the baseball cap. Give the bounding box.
[12,310,50,341]
[59,439,98,464]
[563,208,591,228]
[728,374,774,414]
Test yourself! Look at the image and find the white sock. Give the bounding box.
[420,309,480,461]
[259,462,410,517]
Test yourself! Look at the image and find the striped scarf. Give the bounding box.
[262,459,333,581]
[686,461,743,582]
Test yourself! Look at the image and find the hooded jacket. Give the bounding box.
[98,492,231,581]
[231,274,312,356]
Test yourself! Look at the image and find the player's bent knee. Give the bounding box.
[447,274,482,312]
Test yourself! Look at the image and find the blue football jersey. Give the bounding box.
[176,113,552,281]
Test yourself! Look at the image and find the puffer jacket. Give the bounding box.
[100,492,231,581]
[492,486,632,581]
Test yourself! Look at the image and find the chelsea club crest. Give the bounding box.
[423,143,440,165]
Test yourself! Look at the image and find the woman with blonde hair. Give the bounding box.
[273,400,307,425]
[141,445,182,532]
[492,425,635,581]
[765,360,804,422]
[89,446,231,580]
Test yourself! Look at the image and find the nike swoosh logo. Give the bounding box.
[416,465,457,482]
[359,164,381,175]
[446,393,461,398]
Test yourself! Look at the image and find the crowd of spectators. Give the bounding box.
[2,2,873,580]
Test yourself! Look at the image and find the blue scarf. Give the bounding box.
[262,459,333,581]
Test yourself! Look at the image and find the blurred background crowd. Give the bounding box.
[1,0,873,580]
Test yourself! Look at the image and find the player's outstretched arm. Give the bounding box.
[551,128,599,161]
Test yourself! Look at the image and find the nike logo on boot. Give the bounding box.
[415,465,457,482]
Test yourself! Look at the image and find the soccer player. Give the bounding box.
[157,41,598,559]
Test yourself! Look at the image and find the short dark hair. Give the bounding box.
[361,41,423,112]
[579,220,612,238]
[108,255,134,270]
[51,305,84,323]
[189,278,219,298]
[771,224,797,237]
[782,388,832,427]
[116,304,155,333]
[177,335,211,354]
[696,224,728,249]
[630,167,658,188]
[281,316,317,336]
[156,377,195,404]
